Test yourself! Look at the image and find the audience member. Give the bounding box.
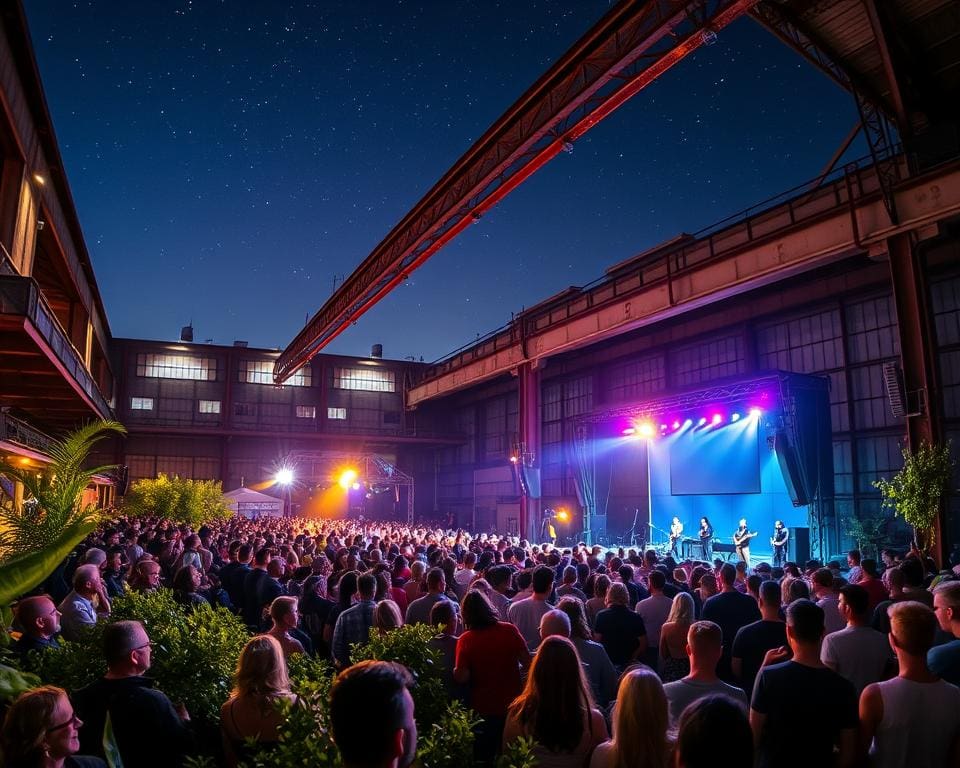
[454,590,530,762]
[820,584,894,694]
[330,661,417,768]
[700,563,759,681]
[589,667,669,768]
[594,583,648,672]
[72,621,191,768]
[929,580,960,685]
[675,694,752,768]
[663,621,748,729]
[266,596,306,658]
[860,601,960,768]
[636,570,672,668]
[220,635,297,767]
[658,592,694,683]
[731,580,786,698]
[507,565,555,650]
[332,573,377,668]
[405,568,457,626]
[502,636,608,765]
[750,600,857,768]
[1,685,105,768]
[57,565,110,642]
[11,595,62,664]
[556,596,617,709]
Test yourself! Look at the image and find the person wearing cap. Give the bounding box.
[72,621,192,767]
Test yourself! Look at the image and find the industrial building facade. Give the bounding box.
[1,2,959,560]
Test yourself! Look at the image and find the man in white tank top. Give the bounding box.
[860,601,960,768]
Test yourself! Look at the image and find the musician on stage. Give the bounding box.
[771,520,789,567]
[669,516,683,557]
[733,518,756,565]
[699,516,714,561]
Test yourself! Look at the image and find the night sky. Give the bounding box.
[25,1,862,363]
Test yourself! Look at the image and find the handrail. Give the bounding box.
[420,149,904,379]
[0,275,112,417]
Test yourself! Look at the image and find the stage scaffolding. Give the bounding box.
[284,451,415,524]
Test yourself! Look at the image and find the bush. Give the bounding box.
[350,623,448,730]
[121,474,232,527]
[29,589,248,725]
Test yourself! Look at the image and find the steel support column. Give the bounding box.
[886,232,944,558]
[517,362,541,542]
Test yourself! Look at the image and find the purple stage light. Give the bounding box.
[622,427,636,436]
[711,414,722,425]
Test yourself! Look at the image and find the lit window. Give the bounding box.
[136,353,217,381]
[130,397,154,410]
[333,367,396,392]
[239,360,311,386]
[327,407,347,420]
[296,406,317,419]
[198,400,221,414]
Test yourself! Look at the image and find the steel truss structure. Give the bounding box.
[285,451,415,524]
[276,0,760,382]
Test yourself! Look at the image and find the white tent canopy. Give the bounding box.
[222,486,283,519]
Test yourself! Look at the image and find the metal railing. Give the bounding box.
[0,275,112,418]
[420,149,903,381]
[0,409,54,453]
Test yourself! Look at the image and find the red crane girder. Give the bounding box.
[275,0,759,383]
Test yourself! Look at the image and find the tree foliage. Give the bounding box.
[0,420,125,560]
[122,473,231,527]
[873,441,955,551]
[0,420,125,617]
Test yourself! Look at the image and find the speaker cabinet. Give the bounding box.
[791,526,810,564]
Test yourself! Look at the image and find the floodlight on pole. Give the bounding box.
[275,468,294,486]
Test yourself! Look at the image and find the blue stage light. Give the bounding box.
[697,417,707,426]
[731,412,741,422]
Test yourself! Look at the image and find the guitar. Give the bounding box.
[669,524,683,548]
[733,530,757,547]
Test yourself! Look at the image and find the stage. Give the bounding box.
[570,371,833,562]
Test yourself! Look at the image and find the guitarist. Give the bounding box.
[669,517,683,558]
[770,520,789,567]
[733,519,757,565]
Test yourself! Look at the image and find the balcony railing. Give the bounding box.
[0,275,112,418]
[0,409,54,453]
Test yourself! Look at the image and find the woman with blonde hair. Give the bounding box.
[659,592,695,682]
[220,635,298,767]
[0,685,103,768]
[590,667,670,768]
[503,636,608,766]
[373,599,403,634]
[266,596,305,658]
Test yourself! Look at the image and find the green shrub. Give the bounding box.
[496,736,538,768]
[121,474,232,527]
[350,623,447,730]
[29,589,248,725]
[0,662,40,705]
[418,700,481,768]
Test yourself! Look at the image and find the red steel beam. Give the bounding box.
[276,0,759,382]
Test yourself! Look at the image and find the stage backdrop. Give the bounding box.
[648,417,805,554]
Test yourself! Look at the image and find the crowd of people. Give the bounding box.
[3,513,960,767]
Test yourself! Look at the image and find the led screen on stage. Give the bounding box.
[669,423,761,495]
